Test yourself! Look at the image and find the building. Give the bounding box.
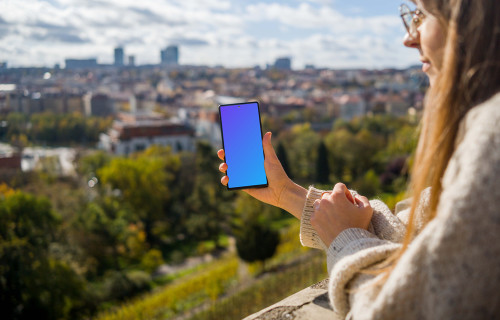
[128,55,135,66]
[161,45,179,65]
[195,108,221,150]
[0,62,7,70]
[83,92,115,117]
[336,94,366,120]
[274,57,292,70]
[0,143,21,176]
[114,47,124,66]
[99,113,195,155]
[65,59,98,69]
[21,147,76,176]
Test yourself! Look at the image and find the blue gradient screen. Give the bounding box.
[219,102,268,189]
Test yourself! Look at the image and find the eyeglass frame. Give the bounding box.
[399,3,426,37]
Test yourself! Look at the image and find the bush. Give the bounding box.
[236,222,280,268]
[104,271,151,301]
[140,249,164,273]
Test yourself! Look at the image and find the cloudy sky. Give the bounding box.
[0,0,420,69]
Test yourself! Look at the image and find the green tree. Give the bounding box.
[280,123,320,182]
[235,221,280,270]
[352,169,381,198]
[315,141,330,184]
[276,142,293,179]
[185,141,234,247]
[0,191,88,320]
[72,196,144,276]
[76,150,111,180]
[98,146,180,247]
[233,193,281,270]
[324,128,354,183]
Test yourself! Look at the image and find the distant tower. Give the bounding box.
[274,57,291,70]
[128,55,135,66]
[114,47,124,66]
[161,45,179,65]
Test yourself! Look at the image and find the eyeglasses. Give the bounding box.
[399,3,426,37]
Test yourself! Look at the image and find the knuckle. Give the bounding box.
[332,183,345,195]
[334,182,346,189]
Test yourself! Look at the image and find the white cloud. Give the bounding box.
[245,2,400,35]
[0,0,417,69]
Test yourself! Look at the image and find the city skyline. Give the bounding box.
[0,0,419,69]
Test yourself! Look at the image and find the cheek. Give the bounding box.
[422,20,447,67]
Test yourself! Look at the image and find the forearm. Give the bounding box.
[278,180,307,220]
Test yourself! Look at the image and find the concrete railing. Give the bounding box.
[243,279,342,320]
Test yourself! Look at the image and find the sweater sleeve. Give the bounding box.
[326,95,500,319]
[299,186,328,249]
[300,187,409,249]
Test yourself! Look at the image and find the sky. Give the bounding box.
[0,0,420,69]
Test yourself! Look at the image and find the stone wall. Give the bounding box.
[243,279,342,320]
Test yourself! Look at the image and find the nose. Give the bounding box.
[403,32,419,48]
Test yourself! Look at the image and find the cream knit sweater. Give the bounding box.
[299,92,500,319]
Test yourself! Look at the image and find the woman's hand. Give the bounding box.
[218,132,307,219]
[310,183,373,247]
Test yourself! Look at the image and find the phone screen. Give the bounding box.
[219,101,268,190]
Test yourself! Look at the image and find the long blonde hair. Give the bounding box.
[380,0,500,279]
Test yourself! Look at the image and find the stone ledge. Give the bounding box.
[243,279,342,320]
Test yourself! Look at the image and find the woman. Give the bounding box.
[218,0,500,318]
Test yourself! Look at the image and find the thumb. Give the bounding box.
[262,132,278,160]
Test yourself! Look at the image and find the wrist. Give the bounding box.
[278,180,307,219]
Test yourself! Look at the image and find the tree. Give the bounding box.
[276,142,293,179]
[0,191,88,320]
[279,123,320,182]
[232,193,281,270]
[235,221,280,270]
[71,196,146,276]
[98,146,180,247]
[185,141,234,247]
[76,150,111,180]
[315,141,330,184]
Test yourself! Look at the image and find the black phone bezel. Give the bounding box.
[218,101,269,190]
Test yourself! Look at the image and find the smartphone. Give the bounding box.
[219,101,268,190]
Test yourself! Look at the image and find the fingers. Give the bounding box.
[217,149,225,161]
[355,195,370,208]
[321,191,332,198]
[262,132,278,161]
[332,183,347,196]
[313,199,321,210]
[329,183,363,207]
[221,175,228,186]
[217,149,228,186]
[219,162,227,173]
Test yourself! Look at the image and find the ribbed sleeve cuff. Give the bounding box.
[326,228,381,274]
[300,186,327,250]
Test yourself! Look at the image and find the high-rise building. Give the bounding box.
[128,55,135,66]
[0,62,7,70]
[160,45,179,65]
[274,57,292,70]
[114,47,124,66]
[65,59,98,69]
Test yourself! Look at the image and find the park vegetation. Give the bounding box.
[0,111,418,319]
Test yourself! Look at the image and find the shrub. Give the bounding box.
[140,249,164,273]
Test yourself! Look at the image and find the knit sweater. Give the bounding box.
[299,92,500,319]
